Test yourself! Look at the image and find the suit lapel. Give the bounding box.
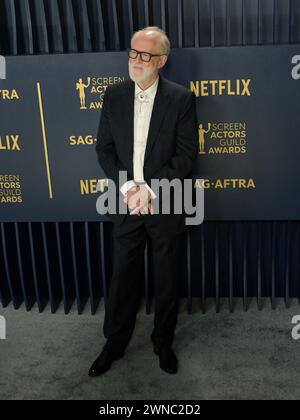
[144,74,171,164]
[120,80,135,177]
[120,73,171,176]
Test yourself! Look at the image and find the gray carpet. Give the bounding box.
[0,298,300,400]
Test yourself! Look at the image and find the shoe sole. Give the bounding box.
[160,365,178,374]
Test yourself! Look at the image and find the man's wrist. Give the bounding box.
[120,180,156,200]
[120,180,138,196]
[143,183,157,200]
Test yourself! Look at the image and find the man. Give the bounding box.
[90,27,198,376]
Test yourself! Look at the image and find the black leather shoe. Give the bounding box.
[153,344,178,374]
[88,348,125,377]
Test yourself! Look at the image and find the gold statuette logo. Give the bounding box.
[198,123,211,154]
[75,76,125,110]
[76,77,91,109]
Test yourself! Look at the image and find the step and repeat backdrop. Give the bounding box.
[0,45,299,222]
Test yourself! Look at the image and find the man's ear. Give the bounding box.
[158,55,168,69]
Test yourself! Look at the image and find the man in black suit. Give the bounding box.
[89,26,198,376]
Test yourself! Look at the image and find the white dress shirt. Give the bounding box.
[120,76,158,199]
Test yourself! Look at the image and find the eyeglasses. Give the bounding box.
[128,48,165,62]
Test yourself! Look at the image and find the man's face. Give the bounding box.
[128,35,167,84]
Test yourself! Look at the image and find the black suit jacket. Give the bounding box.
[96,73,198,236]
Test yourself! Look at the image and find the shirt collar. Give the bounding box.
[135,75,159,100]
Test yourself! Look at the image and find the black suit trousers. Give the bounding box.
[103,214,184,353]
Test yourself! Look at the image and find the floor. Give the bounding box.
[0,298,300,400]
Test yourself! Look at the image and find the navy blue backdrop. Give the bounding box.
[0,0,300,314]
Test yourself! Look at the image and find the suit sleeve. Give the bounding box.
[95,88,123,191]
[151,92,198,181]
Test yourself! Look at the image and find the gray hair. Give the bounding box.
[131,26,170,56]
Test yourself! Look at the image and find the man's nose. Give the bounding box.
[136,53,143,63]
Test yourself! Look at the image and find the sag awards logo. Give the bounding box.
[69,135,97,146]
[196,122,254,189]
[198,123,211,154]
[194,177,255,189]
[76,77,91,109]
[75,76,125,110]
[0,174,22,203]
[197,122,247,155]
